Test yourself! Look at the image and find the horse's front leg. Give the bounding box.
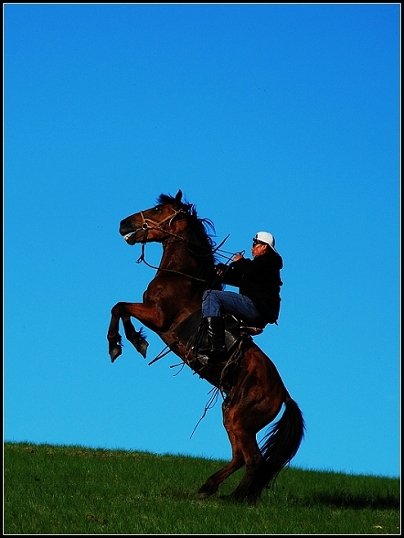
[107,303,124,363]
[122,317,149,358]
[107,301,164,362]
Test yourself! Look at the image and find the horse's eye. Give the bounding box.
[154,206,161,212]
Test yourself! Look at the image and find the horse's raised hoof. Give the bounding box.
[109,345,122,363]
[134,338,149,358]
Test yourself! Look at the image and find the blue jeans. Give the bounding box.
[202,290,264,326]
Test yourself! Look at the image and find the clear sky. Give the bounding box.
[4,3,400,479]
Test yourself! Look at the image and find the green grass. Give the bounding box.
[4,441,400,534]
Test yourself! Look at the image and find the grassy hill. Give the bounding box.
[4,441,400,534]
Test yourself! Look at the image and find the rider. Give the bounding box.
[201,231,283,363]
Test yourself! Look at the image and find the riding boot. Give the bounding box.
[205,316,227,363]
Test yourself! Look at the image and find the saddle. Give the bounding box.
[175,309,263,363]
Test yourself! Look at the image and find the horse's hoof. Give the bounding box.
[109,345,122,363]
[135,339,149,358]
[198,484,216,499]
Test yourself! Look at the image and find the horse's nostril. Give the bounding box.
[119,218,130,235]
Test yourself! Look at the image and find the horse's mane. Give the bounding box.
[157,193,222,290]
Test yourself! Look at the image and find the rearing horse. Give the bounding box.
[107,189,305,503]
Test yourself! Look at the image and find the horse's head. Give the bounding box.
[120,189,193,245]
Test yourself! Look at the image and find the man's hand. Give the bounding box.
[232,251,245,262]
[215,263,228,277]
[216,266,226,277]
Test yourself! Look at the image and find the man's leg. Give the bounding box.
[201,290,263,363]
[201,291,227,362]
[202,290,262,323]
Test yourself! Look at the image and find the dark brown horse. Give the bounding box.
[107,189,305,503]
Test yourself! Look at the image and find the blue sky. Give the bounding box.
[4,3,400,480]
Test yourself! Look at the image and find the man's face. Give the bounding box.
[251,239,268,258]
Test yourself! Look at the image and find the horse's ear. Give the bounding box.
[174,189,192,212]
[175,189,183,206]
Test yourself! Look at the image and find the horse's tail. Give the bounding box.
[245,394,305,502]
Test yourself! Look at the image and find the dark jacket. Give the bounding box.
[217,249,283,324]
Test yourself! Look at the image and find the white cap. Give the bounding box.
[255,231,276,250]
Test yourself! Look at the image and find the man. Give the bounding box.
[201,231,283,362]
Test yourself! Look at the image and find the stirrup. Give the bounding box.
[239,325,263,336]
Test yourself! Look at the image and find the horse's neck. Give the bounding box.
[158,234,217,296]
[160,237,196,272]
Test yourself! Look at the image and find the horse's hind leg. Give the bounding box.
[198,399,247,499]
[199,394,270,504]
[229,432,263,504]
[198,428,244,499]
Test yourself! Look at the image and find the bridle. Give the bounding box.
[133,205,230,284]
[126,206,189,251]
[137,207,189,235]
[135,206,210,282]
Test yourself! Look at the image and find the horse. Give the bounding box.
[107,189,305,504]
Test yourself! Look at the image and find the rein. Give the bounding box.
[134,208,231,283]
[136,244,208,283]
[136,236,232,283]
